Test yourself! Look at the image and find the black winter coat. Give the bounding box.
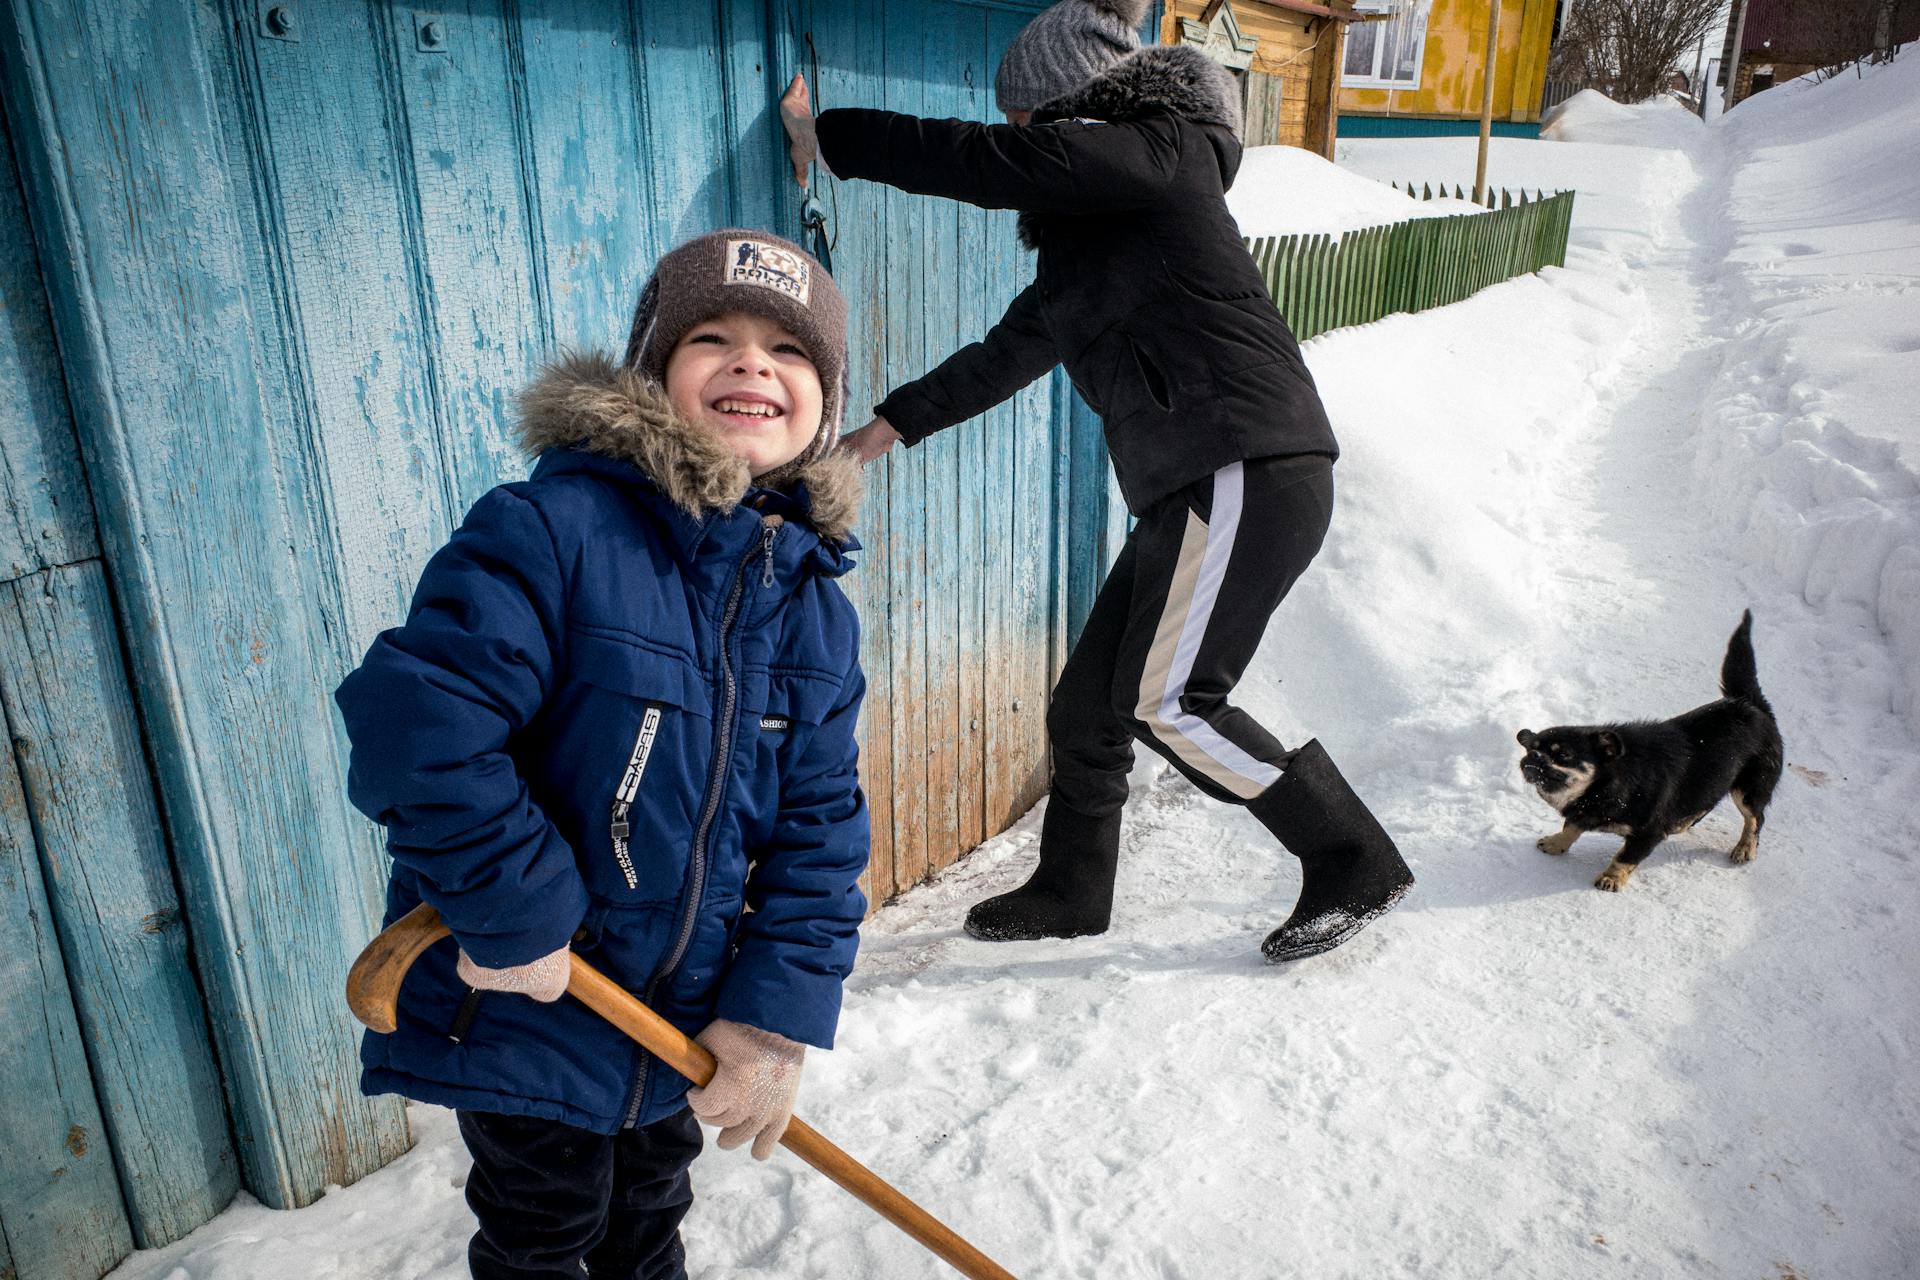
[816,44,1337,515]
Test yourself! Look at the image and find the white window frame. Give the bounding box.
[1340,0,1433,92]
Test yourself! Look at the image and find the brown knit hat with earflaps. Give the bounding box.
[622,229,849,491]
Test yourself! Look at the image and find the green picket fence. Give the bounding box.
[1244,186,1574,342]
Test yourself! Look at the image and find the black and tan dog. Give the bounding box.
[1517,611,1784,891]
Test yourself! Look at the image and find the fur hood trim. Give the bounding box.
[515,352,862,542]
[1037,43,1243,140]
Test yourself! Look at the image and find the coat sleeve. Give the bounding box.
[874,281,1059,446]
[713,660,870,1049]
[334,486,589,969]
[815,108,1180,215]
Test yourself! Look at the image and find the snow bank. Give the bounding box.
[1343,62,1920,711]
[1227,143,1479,241]
[1540,87,1706,151]
[1698,55,1920,712]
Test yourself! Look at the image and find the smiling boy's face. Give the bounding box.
[664,310,824,477]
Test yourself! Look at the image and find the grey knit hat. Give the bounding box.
[994,0,1150,115]
[622,229,848,485]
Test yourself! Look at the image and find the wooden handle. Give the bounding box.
[348,904,1017,1280]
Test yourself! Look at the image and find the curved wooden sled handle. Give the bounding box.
[348,903,1016,1280]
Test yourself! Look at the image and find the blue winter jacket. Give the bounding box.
[335,353,870,1132]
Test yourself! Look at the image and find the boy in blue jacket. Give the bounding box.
[336,230,868,1280]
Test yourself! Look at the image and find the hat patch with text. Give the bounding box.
[725,239,812,305]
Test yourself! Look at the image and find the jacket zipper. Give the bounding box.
[609,705,663,891]
[623,519,778,1127]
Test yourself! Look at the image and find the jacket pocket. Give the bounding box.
[565,630,710,902]
[1129,335,1173,412]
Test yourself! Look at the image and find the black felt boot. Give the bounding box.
[964,799,1121,941]
[1251,739,1413,962]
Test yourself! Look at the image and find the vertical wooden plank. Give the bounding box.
[1293,233,1310,330]
[0,564,240,1248]
[1369,225,1388,321]
[513,4,654,349]
[980,5,1023,836]
[719,0,785,232]
[989,1,1055,831]
[635,5,733,246]
[954,9,991,856]
[1338,231,1357,328]
[238,0,458,642]
[382,0,548,514]
[0,726,133,1280]
[1309,234,1330,339]
[881,0,930,894]
[0,126,95,580]
[1,0,411,1209]
[914,6,964,887]
[810,0,897,904]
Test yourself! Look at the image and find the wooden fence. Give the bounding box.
[1244,187,1574,342]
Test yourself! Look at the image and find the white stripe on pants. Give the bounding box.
[1131,463,1284,801]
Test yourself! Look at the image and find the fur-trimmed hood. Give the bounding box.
[515,351,862,543]
[1035,43,1243,140]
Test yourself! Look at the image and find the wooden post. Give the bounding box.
[1474,0,1502,205]
[1307,13,1346,160]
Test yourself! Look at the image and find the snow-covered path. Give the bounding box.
[110,71,1920,1280]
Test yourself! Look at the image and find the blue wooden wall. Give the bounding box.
[0,0,1128,1269]
[0,95,239,1275]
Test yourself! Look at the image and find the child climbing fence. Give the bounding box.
[1244,187,1575,341]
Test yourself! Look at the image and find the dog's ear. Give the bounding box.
[1597,730,1623,759]
[1517,729,1536,748]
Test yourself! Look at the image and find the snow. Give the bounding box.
[1227,143,1480,240]
[1540,88,1709,151]
[113,62,1920,1280]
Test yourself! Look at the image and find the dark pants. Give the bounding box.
[457,1107,702,1280]
[1049,455,1334,818]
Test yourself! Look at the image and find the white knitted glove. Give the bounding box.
[455,946,570,1003]
[686,1019,807,1160]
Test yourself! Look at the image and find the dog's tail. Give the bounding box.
[1720,609,1771,713]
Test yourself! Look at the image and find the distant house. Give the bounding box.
[1158,0,1364,156]
[1721,0,1920,106]
[1334,0,1561,137]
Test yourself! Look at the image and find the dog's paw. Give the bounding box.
[1594,862,1632,892]
[1537,832,1575,855]
[1728,838,1757,865]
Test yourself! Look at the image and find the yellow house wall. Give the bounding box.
[1337,0,1556,122]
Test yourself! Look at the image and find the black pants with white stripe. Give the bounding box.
[1048,455,1335,819]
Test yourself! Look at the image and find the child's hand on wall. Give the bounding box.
[839,415,902,465]
[780,73,817,187]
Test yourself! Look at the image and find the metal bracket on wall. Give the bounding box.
[415,13,449,54]
[258,3,298,42]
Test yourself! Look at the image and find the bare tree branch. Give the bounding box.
[1549,0,1728,102]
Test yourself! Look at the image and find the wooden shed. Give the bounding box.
[0,1,1133,1273]
[1159,0,1361,156]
